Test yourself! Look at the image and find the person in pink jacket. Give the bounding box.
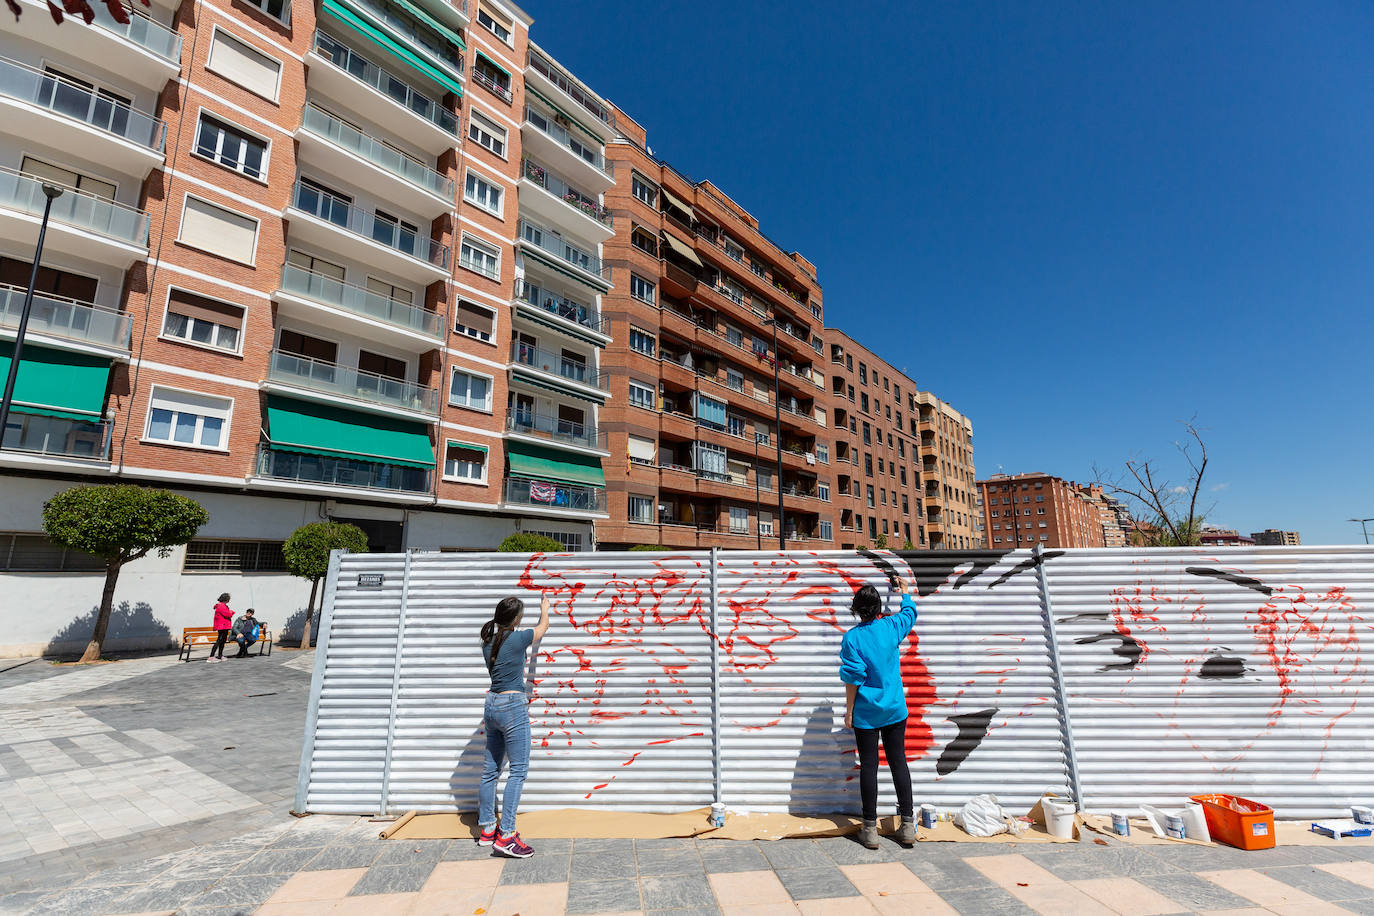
[209,593,234,663]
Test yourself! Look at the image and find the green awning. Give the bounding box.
[525,85,601,143]
[394,0,466,51]
[0,343,111,421]
[522,247,610,291]
[322,0,464,96]
[507,441,605,486]
[475,51,509,80]
[266,396,435,469]
[445,439,488,453]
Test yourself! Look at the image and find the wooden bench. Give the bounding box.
[179,624,273,661]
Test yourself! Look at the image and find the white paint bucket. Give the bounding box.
[1111,811,1131,836]
[1043,799,1076,839]
[1353,806,1373,825]
[710,803,725,827]
[919,804,937,828]
[1164,813,1187,840]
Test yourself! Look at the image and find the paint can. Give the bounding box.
[1111,812,1131,837]
[919,804,937,828]
[1353,806,1373,825]
[710,803,725,827]
[1165,814,1187,840]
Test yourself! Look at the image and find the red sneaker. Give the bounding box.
[493,831,534,858]
[478,825,498,846]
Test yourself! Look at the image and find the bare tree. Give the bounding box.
[1093,419,1210,547]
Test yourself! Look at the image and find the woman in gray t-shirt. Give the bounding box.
[476,593,548,857]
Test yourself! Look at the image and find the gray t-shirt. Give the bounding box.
[483,628,533,693]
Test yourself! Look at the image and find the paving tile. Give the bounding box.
[1024,846,1184,880]
[421,858,504,892]
[717,906,801,916]
[488,880,569,916]
[233,846,324,875]
[265,867,367,903]
[26,884,133,915]
[967,853,1116,915]
[935,886,1037,915]
[641,874,715,911]
[1259,864,1374,901]
[1135,873,1255,912]
[1317,860,1374,889]
[812,836,901,866]
[346,862,436,896]
[796,898,878,915]
[330,891,420,915]
[757,841,831,871]
[497,849,573,884]
[869,893,959,915]
[773,867,860,902]
[698,842,770,874]
[409,887,499,915]
[708,870,793,906]
[839,862,934,896]
[189,873,291,908]
[899,856,996,892]
[637,845,706,877]
[255,901,338,916]
[440,838,499,861]
[567,877,643,914]
[373,840,450,867]
[1198,867,1331,908]
[300,844,383,871]
[1071,877,1190,915]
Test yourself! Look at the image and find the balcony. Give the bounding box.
[346,0,465,85]
[256,445,431,496]
[1,412,110,463]
[274,263,443,350]
[514,278,610,342]
[264,349,439,418]
[0,167,149,266]
[8,1,180,89]
[0,57,166,175]
[503,476,606,514]
[519,159,613,241]
[471,67,512,104]
[308,32,459,154]
[522,104,613,193]
[0,284,131,357]
[517,218,610,291]
[505,410,606,453]
[297,104,453,217]
[509,341,609,399]
[525,47,616,139]
[285,180,449,281]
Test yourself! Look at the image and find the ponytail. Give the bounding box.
[481,596,525,673]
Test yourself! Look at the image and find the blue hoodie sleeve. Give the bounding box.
[887,594,918,640]
[838,633,868,686]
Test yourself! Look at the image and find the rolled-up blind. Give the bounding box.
[627,435,656,462]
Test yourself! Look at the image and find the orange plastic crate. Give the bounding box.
[1189,794,1276,850]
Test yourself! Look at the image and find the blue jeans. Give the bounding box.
[478,691,531,835]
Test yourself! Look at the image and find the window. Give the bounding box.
[859,363,868,384]
[722,236,744,262]
[694,393,726,429]
[726,368,745,391]
[178,195,258,264]
[464,170,503,215]
[630,273,655,304]
[1036,494,1045,502]
[628,380,655,410]
[750,258,766,279]
[183,540,286,572]
[811,302,822,319]
[860,392,869,413]
[459,235,499,279]
[455,301,495,342]
[449,368,492,411]
[627,435,656,465]
[476,6,511,42]
[727,415,746,437]
[632,174,657,207]
[866,485,875,508]
[19,156,115,200]
[1040,534,1049,541]
[0,533,104,572]
[473,53,512,102]
[1037,507,1046,515]
[162,288,243,353]
[631,228,657,255]
[818,482,830,501]
[444,441,488,482]
[629,327,655,356]
[694,441,727,478]
[195,113,266,179]
[242,0,289,23]
[1039,522,1048,528]
[628,495,654,523]
[526,529,584,551]
[816,443,829,464]
[862,422,871,445]
[468,111,506,157]
[864,453,873,476]
[207,29,281,101]
[994,536,1003,544]
[759,516,774,537]
[288,248,344,281]
[729,507,749,534]
[145,387,230,449]
[819,520,832,541]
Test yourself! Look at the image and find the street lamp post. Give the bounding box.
[0,183,65,449]
[769,318,785,551]
[753,432,763,550]
[1349,518,1374,545]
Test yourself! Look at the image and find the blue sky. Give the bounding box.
[529,1,1374,545]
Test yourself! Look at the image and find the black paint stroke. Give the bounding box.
[1199,655,1248,680]
[1076,632,1143,671]
[936,708,998,776]
[1058,612,1109,623]
[1185,566,1273,597]
[894,550,1012,597]
[857,549,901,585]
[986,551,1065,590]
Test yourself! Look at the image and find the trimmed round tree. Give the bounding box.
[284,522,368,648]
[497,533,564,552]
[42,485,208,663]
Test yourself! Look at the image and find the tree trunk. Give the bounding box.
[299,577,319,649]
[79,558,121,664]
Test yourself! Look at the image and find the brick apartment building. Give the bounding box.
[1200,526,1256,547]
[1251,528,1301,546]
[824,331,979,550]
[977,472,1118,549]
[0,0,615,559]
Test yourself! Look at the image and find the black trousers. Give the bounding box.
[854,717,914,821]
[211,629,229,658]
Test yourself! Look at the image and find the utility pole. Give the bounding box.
[753,432,763,550]
[769,317,784,550]
[0,183,64,447]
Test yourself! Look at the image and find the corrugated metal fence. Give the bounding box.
[296,546,1373,818]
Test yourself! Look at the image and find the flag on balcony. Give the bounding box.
[529,481,557,503]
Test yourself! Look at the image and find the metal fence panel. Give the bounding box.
[1046,546,1374,817]
[716,550,1070,813]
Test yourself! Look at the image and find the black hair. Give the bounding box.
[850,584,882,623]
[481,596,525,672]
[218,592,231,603]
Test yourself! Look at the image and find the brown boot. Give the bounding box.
[857,818,879,849]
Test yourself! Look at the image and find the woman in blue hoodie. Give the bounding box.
[839,575,917,848]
